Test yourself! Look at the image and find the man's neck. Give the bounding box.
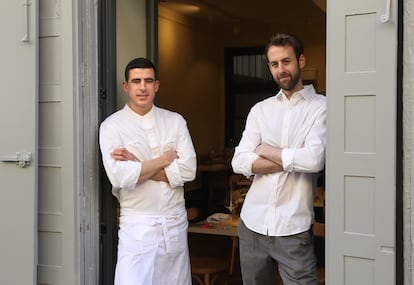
[282,82,304,100]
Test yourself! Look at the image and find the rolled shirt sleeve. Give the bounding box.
[233,85,326,176]
[99,122,142,189]
[281,101,326,173]
[164,116,197,188]
[231,106,262,177]
[100,107,197,190]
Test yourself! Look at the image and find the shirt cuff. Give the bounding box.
[119,161,142,189]
[164,160,183,188]
[281,148,295,172]
[233,153,260,177]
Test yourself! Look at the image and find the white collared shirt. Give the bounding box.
[99,104,197,212]
[232,85,326,236]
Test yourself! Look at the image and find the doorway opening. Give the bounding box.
[98,0,327,284]
[161,2,327,284]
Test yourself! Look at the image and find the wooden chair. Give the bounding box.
[190,255,228,285]
[228,174,242,191]
[187,208,229,285]
[313,222,325,285]
[228,174,252,192]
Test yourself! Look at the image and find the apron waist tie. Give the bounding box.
[120,208,185,254]
[157,217,171,253]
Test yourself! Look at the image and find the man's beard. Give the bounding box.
[274,71,301,91]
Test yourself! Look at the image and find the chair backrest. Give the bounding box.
[228,174,242,191]
[313,222,325,238]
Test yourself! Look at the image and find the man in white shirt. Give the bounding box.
[232,33,326,285]
[99,58,197,285]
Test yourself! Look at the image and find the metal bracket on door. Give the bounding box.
[380,0,391,23]
[0,152,32,168]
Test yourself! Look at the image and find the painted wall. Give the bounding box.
[158,6,225,158]
[116,0,147,109]
[157,5,326,159]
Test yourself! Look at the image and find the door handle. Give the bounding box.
[0,152,32,168]
[22,0,31,42]
[380,0,391,23]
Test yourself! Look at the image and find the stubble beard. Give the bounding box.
[275,72,301,92]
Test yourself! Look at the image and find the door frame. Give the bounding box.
[396,0,404,282]
[94,0,405,283]
[97,1,118,284]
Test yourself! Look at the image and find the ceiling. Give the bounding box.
[159,0,326,27]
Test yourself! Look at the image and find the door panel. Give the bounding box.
[326,0,397,284]
[0,1,38,284]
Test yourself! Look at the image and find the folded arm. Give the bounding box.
[110,147,176,183]
[251,156,283,174]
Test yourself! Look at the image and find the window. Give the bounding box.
[225,47,278,145]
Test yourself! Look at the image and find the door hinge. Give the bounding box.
[100,223,107,234]
[99,88,107,105]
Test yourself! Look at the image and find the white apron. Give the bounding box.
[114,208,191,285]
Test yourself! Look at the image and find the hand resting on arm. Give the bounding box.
[252,143,283,174]
[110,147,177,183]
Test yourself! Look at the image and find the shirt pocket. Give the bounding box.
[162,139,177,152]
[125,139,152,160]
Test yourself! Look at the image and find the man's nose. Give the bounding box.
[277,64,285,73]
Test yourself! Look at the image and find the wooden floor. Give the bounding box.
[188,233,325,285]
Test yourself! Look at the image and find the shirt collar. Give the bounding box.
[275,84,316,101]
[124,103,156,119]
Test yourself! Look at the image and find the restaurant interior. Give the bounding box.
[156,1,326,284]
[106,0,327,284]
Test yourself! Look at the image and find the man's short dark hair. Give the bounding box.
[124,57,158,81]
[264,33,304,61]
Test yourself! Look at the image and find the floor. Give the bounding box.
[189,233,242,285]
[188,232,325,285]
[186,176,325,285]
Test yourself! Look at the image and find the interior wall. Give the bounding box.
[158,4,326,158]
[116,0,147,109]
[158,6,225,157]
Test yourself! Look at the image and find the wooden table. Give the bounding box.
[188,218,239,275]
[188,219,238,237]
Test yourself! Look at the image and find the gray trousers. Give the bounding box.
[238,219,318,285]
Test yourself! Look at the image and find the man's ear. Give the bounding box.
[299,54,306,69]
[122,81,128,93]
[155,80,160,92]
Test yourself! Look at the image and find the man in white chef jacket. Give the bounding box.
[99,57,197,285]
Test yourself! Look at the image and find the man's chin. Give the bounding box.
[277,82,294,91]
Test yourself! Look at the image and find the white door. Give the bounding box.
[0,1,38,284]
[326,0,397,284]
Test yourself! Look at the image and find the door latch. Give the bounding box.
[380,0,391,23]
[0,152,32,168]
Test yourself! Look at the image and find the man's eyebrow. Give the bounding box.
[131,77,155,81]
[270,57,291,62]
